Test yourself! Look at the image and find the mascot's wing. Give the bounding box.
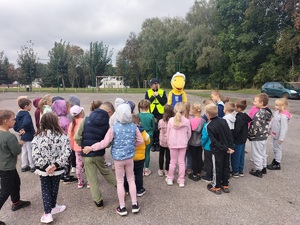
[182,91,187,103]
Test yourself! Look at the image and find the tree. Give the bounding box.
[17,40,37,89]
[48,40,71,90]
[0,51,10,86]
[67,45,84,88]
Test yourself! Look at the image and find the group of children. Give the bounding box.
[0,90,291,224]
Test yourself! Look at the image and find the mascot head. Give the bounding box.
[171,72,186,94]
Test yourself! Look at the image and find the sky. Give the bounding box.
[0,0,195,66]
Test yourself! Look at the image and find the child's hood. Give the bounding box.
[115,104,132,124]
[33,98,42,109]
[261,107,272,121]
[172,117,190,130]
[281,110,292,120]
[223,113,236,124]
[52,100,68,116]
[16,110,29,120]
[68,95,80,106]
[115,97,125,109]
[238,112,252,124]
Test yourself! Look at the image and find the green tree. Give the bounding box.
[17,40,38,89]
[68,45,84,88]
[48,40,71,90]
[0,51,10,86]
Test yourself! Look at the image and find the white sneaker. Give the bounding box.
[105,161,112,167]
[178,183,185,188]
[41,213,53,224]
[164,170,168,177]
[157,169,164,177]
[71,167,76,173]
[86,182,90,189]
[51,204,66,215]
[165,177,173,186]
[144,168,151,176]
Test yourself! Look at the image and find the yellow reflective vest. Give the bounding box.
[147,89,165,114]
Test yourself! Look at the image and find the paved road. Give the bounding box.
[0,91,300,225]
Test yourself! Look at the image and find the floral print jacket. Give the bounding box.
[32,129,71,176]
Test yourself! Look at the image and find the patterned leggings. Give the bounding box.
[40,175,61,214]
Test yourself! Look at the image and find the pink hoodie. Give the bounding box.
[166,116,191,149]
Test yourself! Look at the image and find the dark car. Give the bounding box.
[261,82,300,99]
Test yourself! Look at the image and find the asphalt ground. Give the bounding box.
[0,91,300,225]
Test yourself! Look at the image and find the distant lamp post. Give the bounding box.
[29,62,32,92]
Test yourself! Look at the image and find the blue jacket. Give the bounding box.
[111,122,136,160]
[201,123,211,151]
[81,109,109,157]
[13,110,35,141]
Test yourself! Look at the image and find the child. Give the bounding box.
[138,99,155,176]
[31,112,70,224]
[231,99,252,178]
[206,103,234,194]
[223,102,236,130]
[211,90,225,118]
[184,101,192,175]
[13,98,35,172]
[201,118,213,183]
[75,102,117,208]
[267,98,291,170]
[188,102,205,181]
[33,97,42,130]
[124,114,150,197]
[165,102,191,188]
[38,94,53,118]
[83,104,143,216]
[68,105,86,188]
[248,93,272,178]
[52,99,76,184]
[0,109,31,225]
[157,104,174,176]
[202,99,214,122]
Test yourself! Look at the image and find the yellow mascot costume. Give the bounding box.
[167,72,187,107]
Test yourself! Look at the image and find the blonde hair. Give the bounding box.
[211,90,220,97]
[205,103,218,118]
[191,102,202,115]
[224,102,235,113]
[275,98,288,110]
[90,100,102,111]
[138,99,150,112]
[203,99,214,106]
[38,94,52,115]
[173,102,186,126]
[255,93,269,106]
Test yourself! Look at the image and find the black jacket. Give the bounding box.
[207,116,234,154]
[233,112,252,145]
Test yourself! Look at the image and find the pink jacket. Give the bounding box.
[167,116,191,149]
[68,118,83,151]
[158,119,168,148]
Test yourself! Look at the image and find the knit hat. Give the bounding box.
[115,97,125,108]
[115,103,132,124]
[126,101,135,114]
[70,105,84,117]
[68,95,80,106]
[52,96,64,103]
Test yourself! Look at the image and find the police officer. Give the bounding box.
[145,78,167,152]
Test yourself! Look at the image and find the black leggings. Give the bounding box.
[40,175,61,214]
[189,145,203,175]
[159,147,170,171]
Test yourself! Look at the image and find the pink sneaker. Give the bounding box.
[41,213,53,223]
[144,168,151,177]
[51,204,66,215]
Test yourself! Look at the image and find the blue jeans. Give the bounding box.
[231,144,245,173]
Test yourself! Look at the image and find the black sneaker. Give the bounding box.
[188,174,201,181]
[11,200,31,211]
[63,176,78,184]
[30,167,36,173]
[21,166,30,172]
[137,188,146,197]
[249,169,262,178]
[132,203,140,213]
[262,167,267,174]
[201,176,212,183]
[232,172,239,178]
[0,221,5,225]
[94,200,104,209]
[116,206,127,216]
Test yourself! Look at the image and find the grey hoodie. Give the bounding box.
[269,110,291,141]
[223,113,236,130]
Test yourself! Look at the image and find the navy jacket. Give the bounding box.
[13,110,35,141]
[81,109,109,157]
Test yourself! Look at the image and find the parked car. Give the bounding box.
[261,82,300,99]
